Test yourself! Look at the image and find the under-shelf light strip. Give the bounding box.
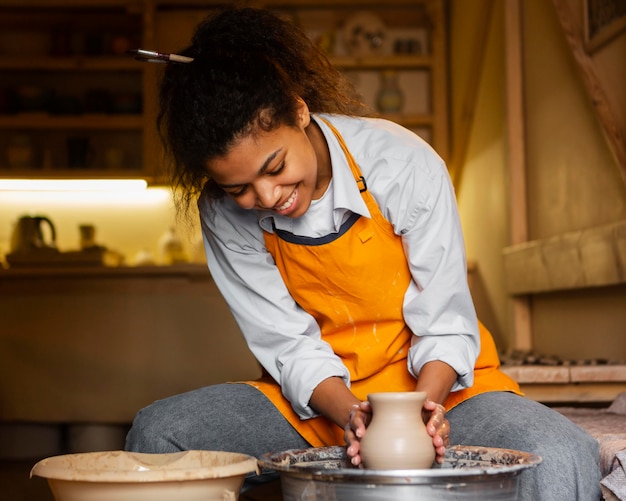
[0,179,148,191]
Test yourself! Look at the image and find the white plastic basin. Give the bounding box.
[31,450,259,501]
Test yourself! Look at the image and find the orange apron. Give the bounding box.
[244,119,520,447]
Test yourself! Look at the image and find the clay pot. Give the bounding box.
[360,391,435,470]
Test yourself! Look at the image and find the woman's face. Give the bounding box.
[206,101,331,218]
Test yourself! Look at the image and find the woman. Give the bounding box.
[126,7,600,499]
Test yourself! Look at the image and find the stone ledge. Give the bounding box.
[502,365,570,383]
[503,219,626,294]
[502,365,626,384]
[570,365,626,383]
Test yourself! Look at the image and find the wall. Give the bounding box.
[523,0,626,360]
[452,0,626,360]
[450,0,511,349]
[525,0,626,239]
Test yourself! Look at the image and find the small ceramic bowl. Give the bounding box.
[31,450,259,501]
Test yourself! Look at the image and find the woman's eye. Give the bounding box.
[268,161,285,176]
[228,186,248,198]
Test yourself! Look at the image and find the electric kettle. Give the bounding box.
[9,215,57,254]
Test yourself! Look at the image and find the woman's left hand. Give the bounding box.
[423,398,450,464]
[344,401,371,466]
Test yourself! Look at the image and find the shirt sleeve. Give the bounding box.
[198,196,351,419]
[364,135,479,392]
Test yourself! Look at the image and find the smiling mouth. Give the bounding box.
[275,189,297,212]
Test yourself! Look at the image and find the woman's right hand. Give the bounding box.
[344,396,449,466]
[344,400,372,466]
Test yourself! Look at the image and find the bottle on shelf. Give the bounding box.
[158,227,188,265]
[376,70,404,113]
[6,134,37,169]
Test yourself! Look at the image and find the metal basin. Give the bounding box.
[259,445,541,500]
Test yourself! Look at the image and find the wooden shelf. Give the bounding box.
[0,0,138,6]
[0,263,211,280]
[0,0,448,180]
[329,54,432,69]
[0,56,143,71]
[378,113,433,128]
[0,114,144,129]
[0,168,145,178]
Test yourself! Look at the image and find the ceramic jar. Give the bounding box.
[6,135,36,168]
[79,224,97,250]
[359,391,435,470]
[158,227,187,265]
[376,70,404,113]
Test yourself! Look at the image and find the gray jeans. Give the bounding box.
[125,384,601,500]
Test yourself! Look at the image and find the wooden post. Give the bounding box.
[427,0,450,162]
[505,0,532,351]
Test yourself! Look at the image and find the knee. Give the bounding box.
[522,418,601,500]
[571,429,600,481]
[125,400,179,453]
[532,416,599,464]
[576,427,600,461]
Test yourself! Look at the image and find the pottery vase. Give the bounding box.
[360,391,435,470]
[158,227,187,265]
[7,135,36,168]
[376,70,404,113]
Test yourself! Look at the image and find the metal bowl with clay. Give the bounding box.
[260,445,541,501]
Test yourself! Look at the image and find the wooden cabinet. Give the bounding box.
[0,265,261,423]
[0,1,155,179]
[155,0,449,160]
[0,0,448,182]
[283,0,449,159]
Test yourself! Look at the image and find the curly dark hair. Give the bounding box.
[157,7,367,215]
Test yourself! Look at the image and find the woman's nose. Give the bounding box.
[254,179,280,209]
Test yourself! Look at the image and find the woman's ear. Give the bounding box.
[295,97,311,127]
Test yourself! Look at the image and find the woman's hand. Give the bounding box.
[344,401,371,466]
[344,397,450,467]
[423,398,450,464]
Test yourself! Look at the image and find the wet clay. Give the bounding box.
[359,391,435,470]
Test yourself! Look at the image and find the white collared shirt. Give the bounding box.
[199,114,479,419]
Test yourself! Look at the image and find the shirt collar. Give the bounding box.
[258,114,371,233]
